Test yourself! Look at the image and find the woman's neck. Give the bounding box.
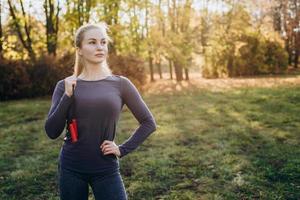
[78,62,112,80]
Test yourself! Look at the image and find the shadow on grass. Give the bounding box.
[132,87,299,199]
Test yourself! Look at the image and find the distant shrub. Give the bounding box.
[233,34,288,76]
[0,58,31,100]
[0,54,73,100]
[0,52,147,100]
[108,53,147,89]
[202,33,288,78]
[263,40,288,73]
[27,54,61,97]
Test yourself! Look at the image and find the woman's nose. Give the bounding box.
[96,44,103,49]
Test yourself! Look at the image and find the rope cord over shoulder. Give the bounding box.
[70,84,76,120]
[65,84,78,143]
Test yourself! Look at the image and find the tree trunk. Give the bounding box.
[145,0,154,81]
[293,0,299,68]
[294,49,299,68]
[184,68,189,80]
[227,46,235,77]
[148,50,155,82]
[174,61,183,81]
[294,33,299,68]
[44,0,60,56]
[8,0,36,61]
[286,39,293,65]
[157,58,163,79]
[0,0,3,58]
[281,0,293,66]
[227,55,234,77]
[168,59,173,80]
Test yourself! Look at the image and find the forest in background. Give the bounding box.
[0,0,299,100]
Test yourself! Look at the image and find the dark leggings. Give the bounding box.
[57,163,128,200]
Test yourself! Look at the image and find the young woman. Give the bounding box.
[44,23,157,200]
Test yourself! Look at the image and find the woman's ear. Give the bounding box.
[76,47,82,56]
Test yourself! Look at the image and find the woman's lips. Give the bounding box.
[95,54,104,57]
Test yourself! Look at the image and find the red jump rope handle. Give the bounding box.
[69,119,78,143]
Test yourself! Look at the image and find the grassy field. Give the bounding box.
[0,84,299,199]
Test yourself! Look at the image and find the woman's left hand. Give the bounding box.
[100,140,121,157]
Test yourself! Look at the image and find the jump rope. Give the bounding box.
[64,84,78,143]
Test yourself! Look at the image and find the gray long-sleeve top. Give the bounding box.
[44,75,157,173]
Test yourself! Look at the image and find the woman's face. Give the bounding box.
[77,28,108,64]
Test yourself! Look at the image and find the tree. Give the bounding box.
[273,0,300,68]
[44,0,61,56]
[167,0,194,81]
[145,0,155,81]
[0,0,3,58]
[98,0,121,54]
[63,0,96,35]
[7,0,36,61]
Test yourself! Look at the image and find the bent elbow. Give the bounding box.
[153,124,157,133]
[141,116,157,134]
[44,120,59,140]
[150,118,157,133]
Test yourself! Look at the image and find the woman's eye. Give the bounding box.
[89,41,96,44]
[101,41,106,45]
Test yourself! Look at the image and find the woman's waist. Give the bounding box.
[59,157,120,174]
[60,144,118,162]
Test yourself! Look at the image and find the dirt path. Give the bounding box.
[143,72,300,94]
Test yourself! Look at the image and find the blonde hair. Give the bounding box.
[73,22,113,77]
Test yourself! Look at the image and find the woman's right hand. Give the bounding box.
[64,75,77,97]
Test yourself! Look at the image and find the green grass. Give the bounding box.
[0,86,299,200]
